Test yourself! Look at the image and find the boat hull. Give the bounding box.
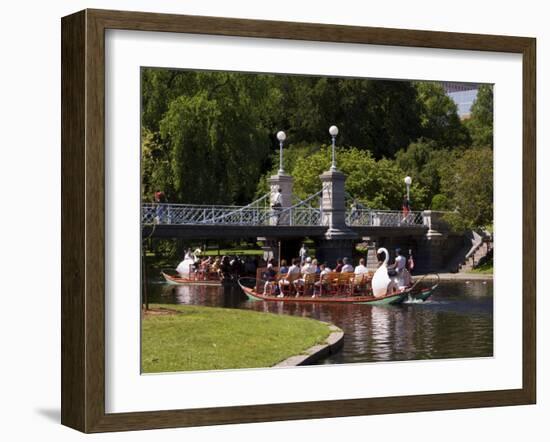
[161,271,222,286]
[238,279,408,305]
[409,286,437,302]
[407,274,440,302]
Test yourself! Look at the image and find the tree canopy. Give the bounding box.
[141,68,493,229]
[258,145,427,210]
[143,71,278,204]
[415,82,471,148]
[439,147,493,229]
[465,84,493,148]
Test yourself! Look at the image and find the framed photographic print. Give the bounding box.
[61,9,536,433]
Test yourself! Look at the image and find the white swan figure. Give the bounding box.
[176,251,196,277]
[371,247,398,298]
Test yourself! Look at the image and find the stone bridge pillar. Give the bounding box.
[268,172,293,226]
[259,172,294,262]
[317,169,357,266]
[419,210,450,271]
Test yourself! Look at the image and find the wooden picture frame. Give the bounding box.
[61,9,536,433]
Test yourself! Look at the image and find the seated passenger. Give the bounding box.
[294,257,317,295]
[311,259,320,274]
[392,248,411,288]
[263,263,278,295]
[278,259,289,275]
[300,256,316,275]
[314,263,333,297]
[354,258,368,275]
[278,258,301,297]
[341,257,354,273]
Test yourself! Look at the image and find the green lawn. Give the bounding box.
[469,261,494,274]
[142,304,331,373]
[201,249,263,257]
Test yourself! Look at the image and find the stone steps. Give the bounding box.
[460,241,493,271]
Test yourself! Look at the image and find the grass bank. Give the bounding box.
[469,261,494,275]
[201,249,263,257]
[142,304,331,373]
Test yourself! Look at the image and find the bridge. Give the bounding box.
[142,204,428,239]
[141,166,456,270]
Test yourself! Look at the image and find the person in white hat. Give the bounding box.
[292,256,316,295]
[301,256,316,274]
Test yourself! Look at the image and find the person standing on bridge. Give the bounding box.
[271,187,283,225]
[154,190,167,224]
[349,199,359,225]
[401,195,411,224]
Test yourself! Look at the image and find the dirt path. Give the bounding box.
[415,272,493,281]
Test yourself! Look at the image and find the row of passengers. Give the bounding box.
[267,257,370,277]
[194,256,253,277]
[263,257,370,296]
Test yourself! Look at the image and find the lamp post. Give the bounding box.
[329,125,339,171]
[276,130,286,174]
[404,176,412,201]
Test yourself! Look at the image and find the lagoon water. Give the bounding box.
[146,277,493,364]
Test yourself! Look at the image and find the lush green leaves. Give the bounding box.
[439,147,493,229]
[141,128,174,200]
[271,145,427,210]
[395,139,460,206]
[334,79,423,158]
[141,68,493,230]
[466,85,493,148]
[415,82,471,148]
[143,70,277,204]
[268,77,422,158]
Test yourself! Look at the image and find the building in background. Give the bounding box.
[441,82,479,119]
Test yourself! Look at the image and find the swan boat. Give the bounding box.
[373,247,439,302]
[161,270,223,286]
[161,252,224,286]
[237,248,438,305]
[237,276,437,305]
[237,278,409,305]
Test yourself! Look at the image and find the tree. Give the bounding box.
[395,139,460,207]
[158,73,278,204]
[415,82,471,148]
[430,194,450,210]
[439,147,493,229]
[271,76,338,145]
[271,77,423,159]
[142,69,201,134]
[466,84,493,148]
[141,128,175,201]
[335,79,423,158]
[275,145,428,210]
[254,143,321,199]
[141,67,488,218]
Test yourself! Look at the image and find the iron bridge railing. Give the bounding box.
[142,204,425,228]
[346,209,424,227]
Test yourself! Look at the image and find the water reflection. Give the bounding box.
[148,278,493,364]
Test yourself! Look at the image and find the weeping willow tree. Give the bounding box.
[142,70,281,204]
